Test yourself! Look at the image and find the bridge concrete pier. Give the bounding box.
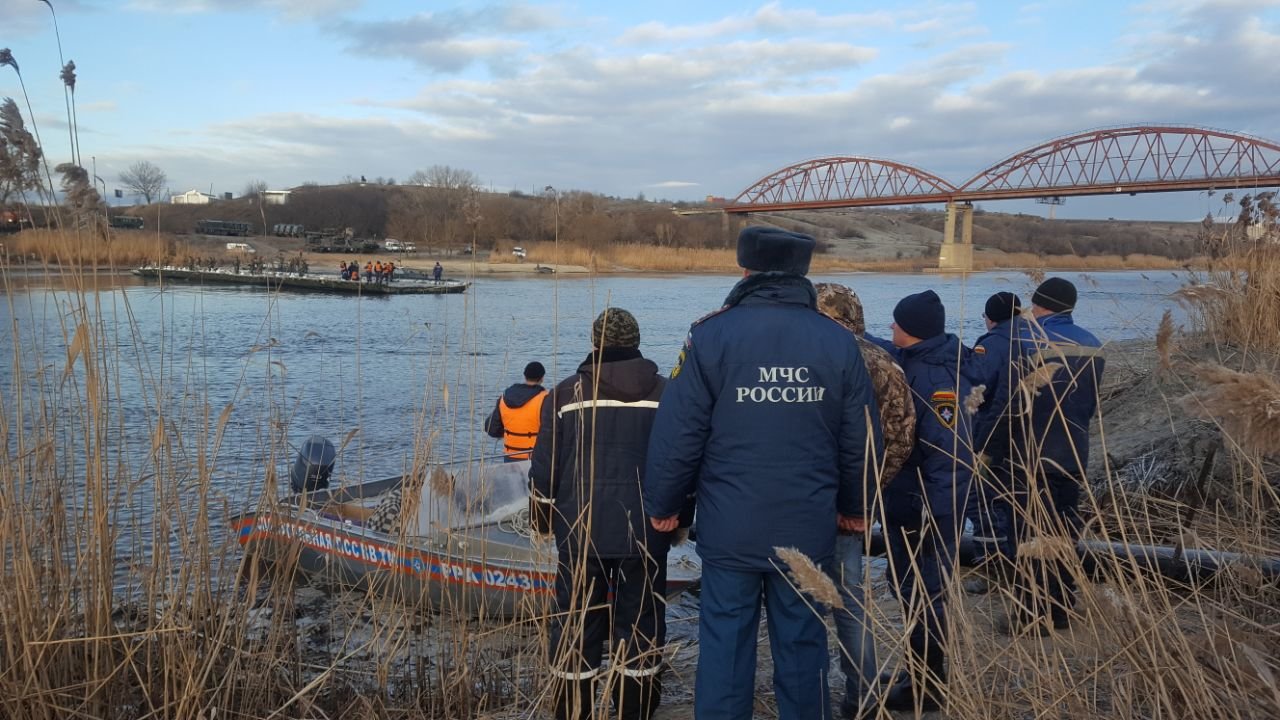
[937,200,974,272]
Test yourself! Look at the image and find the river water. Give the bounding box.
[1,268,1186,566]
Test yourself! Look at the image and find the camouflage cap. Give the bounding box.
[592,308,641,349]
[815,282,865,336]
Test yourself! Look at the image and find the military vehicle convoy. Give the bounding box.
[303,227,379,253]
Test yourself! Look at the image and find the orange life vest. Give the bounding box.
[499,390,547,460]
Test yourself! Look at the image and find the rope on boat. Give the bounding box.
[499,506,538,538]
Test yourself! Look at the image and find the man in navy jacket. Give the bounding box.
[1009,278,1104,632]
[964,292,1026,592]
[881,290,973,714]
[645,227,882,720]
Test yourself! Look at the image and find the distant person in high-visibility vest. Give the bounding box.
[485,362,548,461]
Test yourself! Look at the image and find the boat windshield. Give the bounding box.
[404,459,530,534]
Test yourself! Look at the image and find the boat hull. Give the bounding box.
[232,494,701,618]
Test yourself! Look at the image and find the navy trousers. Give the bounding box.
[966,459,1020,565]
[694,562,831,720]
[884,509,960,675]
[1017,470,1083,623]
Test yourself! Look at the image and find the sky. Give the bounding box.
[2,0,1279,220]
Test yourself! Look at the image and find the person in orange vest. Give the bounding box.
[364,261,373,283]
[484,362,548,462]
[373,260,384,284]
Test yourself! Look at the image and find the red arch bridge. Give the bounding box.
[724,125,1280,270]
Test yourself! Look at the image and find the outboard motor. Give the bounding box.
[290,435,336,494]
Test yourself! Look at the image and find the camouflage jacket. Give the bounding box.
[858,337,916,484]
[816,282,916,485]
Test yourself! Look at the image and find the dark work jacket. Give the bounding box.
[885,333,974,525]
[968,318,1028,465]
[644,274,883,572]
[528,349,668,558]
[484,383,547,438]
[1014,313,1104,480]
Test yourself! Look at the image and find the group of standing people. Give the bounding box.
[497,226,1104,720]
[338,259,396,284]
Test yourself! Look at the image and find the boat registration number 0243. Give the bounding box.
[250,516,548,593]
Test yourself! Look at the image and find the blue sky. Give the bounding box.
[3,0,1278,220]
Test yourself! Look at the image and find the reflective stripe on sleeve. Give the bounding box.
[558,399,660,418]
[550,667,600,680]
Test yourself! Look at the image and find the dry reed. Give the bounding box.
[1156,308,1176,371]
[1184,364,1280,456]
[964,384,986,415]
[774,546,843,609]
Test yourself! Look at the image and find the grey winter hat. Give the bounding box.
[592,308,641,349]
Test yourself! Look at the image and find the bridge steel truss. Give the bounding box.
[725,126,1280,214]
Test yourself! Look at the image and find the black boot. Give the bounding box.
[554,678,595,720]
[884,645,946,713]
[612,672,662,720]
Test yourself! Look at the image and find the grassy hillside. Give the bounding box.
[99,183,1205,263]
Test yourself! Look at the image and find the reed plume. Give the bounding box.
[964,384,986,415]
[1017,534,1077,561]
[1184,364,1280,456]
[774,546,843,609]
[1156,309,1176,371]
[1018,361,1062,401]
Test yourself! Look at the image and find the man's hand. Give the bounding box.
[838,514,866,534]
[529,497,553,535]
[650,515,679,532]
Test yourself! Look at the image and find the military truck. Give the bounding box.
[304,227,379,253]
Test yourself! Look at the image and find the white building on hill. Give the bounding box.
[262,190,291,205]
[171,189,216,205]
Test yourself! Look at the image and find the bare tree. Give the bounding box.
[119,160,167,204]
[242,179,268,198]
[407,165,478,190]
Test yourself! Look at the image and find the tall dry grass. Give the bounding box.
[1,228,218,268]
[0,247,565,719]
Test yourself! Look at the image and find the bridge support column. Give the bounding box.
[937,201,974,272]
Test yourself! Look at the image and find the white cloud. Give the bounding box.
[125,0,361,19]
[92,0,1280,206]
[617,3,894,45]
[331,3,559,71]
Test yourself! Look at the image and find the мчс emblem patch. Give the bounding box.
[671,348,686,379]
[931,390,958,429]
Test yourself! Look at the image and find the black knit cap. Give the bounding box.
[523,361,545,381]
[893,289,946,340]
[737,226,815,275]
[1032,277,1078,313]
[984,291,1022,324]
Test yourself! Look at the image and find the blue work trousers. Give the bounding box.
[833,534,877,711]
[695,562,831,720]
[966,459,1020,564]
[884,511,960,672]
[1017,470,1083,624]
